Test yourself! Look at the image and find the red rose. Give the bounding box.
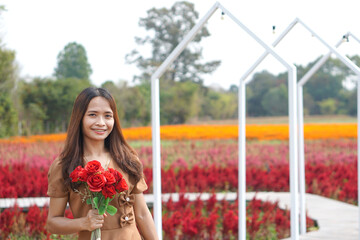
[78,168,90,182]
[70,166,83,182]
[102,185,116,199]
[115,178,128,192]
[104,171,116,185]
[87,173,107,192]
[108,168,123,181]
[85,160,104,174]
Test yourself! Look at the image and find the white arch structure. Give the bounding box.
[297,31,360,237]
[150,2,299,240]
[239,18,360,236]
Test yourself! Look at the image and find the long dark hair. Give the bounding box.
[60,87,143,190]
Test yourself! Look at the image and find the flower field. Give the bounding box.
[0,123,357,239]
[0,123,356,143]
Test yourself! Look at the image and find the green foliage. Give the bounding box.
[106,205,117,216]
[347,89,357,116]
[0,94,17,137]
[261,84,288,116]
[200,88,237,120]
[300,57,352,115]
[126,1,221,83]
[160,81,200,124]
[246,70,279,116]
[20,77,91,135]
[0,44,18,137]
[54,42,93,80]
[318,98,337,115]
[101,81,151,127]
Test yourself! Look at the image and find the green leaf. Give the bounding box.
[106,205,118,216]
[86,198,91,205]
[93,197,99,209]
[98,202,106,215]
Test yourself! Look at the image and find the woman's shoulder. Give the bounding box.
[48,156,63,174]
[47,156,69,198]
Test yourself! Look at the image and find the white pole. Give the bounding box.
[289,67,299,240]
[297,38,344,235]
[150,4,219,238]
[151,77,162,239]
[358,76,360,240]
[238,80,246,240]
[297,85,306,235]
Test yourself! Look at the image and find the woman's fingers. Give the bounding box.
[86,209,105,231]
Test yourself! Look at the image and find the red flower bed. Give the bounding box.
[0,161,357,204]
[0,196,316,240]
[0,204,74,239]
[0,139,357,204]
[160,194,301,239]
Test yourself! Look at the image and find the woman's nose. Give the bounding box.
[96,117,105,126]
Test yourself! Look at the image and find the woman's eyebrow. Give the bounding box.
[87,110,113,114]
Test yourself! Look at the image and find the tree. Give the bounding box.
[246,70,278,116]
[160,81,200,124]
[200,88,237,120]
[126,1,221,84]
[20,77,91,134]
[0,44,18,137]
[101,81,151,127]
[318,98,337,115]
[261,84,288,116]
[54,42,92,80]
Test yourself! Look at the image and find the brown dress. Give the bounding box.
[47,157,148,240]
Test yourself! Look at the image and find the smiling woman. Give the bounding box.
[46,87,159,240]
[81,97,114,144]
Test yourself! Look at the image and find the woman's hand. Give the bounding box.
[84,209,106,231]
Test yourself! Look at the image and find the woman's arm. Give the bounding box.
[46,197,105,234]
[134,193,159,240]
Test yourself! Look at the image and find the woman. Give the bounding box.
[46,87,158,240]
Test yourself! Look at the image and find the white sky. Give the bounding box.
[1,0,360,90]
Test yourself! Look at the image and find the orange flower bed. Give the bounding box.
[0,123,356,143]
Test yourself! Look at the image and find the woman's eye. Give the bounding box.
[89,114,96,117]
[106,115,113,118]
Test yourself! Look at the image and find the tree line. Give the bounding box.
[0,1,358,137]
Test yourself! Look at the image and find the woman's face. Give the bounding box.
[82,96,114,142]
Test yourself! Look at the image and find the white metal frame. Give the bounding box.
[297,31,360,237]
[240,18,360,236]
[151,2,299,240]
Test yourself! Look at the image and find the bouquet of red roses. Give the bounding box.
[70,160,128,240]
